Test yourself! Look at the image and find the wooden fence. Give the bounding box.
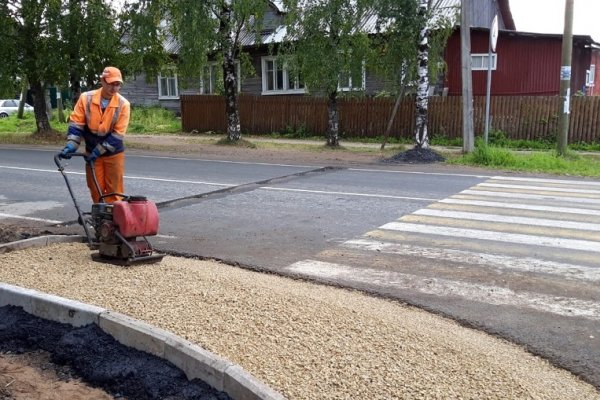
[181,94,600,143]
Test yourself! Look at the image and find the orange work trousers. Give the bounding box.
[85,152,125,203]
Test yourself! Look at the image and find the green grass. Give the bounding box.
[0,112,67,135]
[430,130,600,152]
[127,106,181,134]
[448,140,600,177]
[570,141,600,152]
[0,106,181,144]
[0,112,65,144]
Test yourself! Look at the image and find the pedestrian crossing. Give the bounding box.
[285,175,600,321]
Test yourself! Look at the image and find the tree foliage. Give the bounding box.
[281,0,376,147]
[372,0,454,149]
[0,0,63,132]
[0,0,456,143]
[121,0,268,141]
[369,0,422,92]
[0,0,122,134]
[371,0,454,94]
[0,1,20,97]
[63,0,123,103]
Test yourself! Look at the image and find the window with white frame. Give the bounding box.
[586,64,596,87]
[338,63,366,92]
[158,70,179,99]
[201,62,241,94]
[261,57,305,95]
[471,53,497,71]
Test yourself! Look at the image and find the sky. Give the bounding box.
[510,0,600,42]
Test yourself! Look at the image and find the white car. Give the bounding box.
[0,99,34,118]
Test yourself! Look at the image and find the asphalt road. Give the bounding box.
[1,146,599,389]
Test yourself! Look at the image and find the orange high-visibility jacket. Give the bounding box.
[66,89,130,155]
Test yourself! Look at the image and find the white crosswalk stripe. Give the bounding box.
[412,208,600,231]
[379,222,600,252]
[285,175,600,321]
[342,238,600,282]
[478,182,600,194]
[439,198,600,215]
[460,190,600,204]
[286,259,600,320]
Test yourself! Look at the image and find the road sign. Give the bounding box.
[491,15,499,52]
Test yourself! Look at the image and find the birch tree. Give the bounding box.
[123,0,267,142]
[414,0,454,149]
[414,0,429,148]
[372,0,453,149]
[281,0,374,147]
[370,0,420,149]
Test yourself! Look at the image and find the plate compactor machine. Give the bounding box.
[55,153,164,265]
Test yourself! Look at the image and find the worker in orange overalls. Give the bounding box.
[60,66,131,203]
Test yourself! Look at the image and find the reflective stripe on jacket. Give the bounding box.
[67,89,130,155]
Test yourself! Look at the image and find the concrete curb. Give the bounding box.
[0,238,286,400]
[0,234,85,254]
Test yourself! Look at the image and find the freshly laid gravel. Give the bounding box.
[1,243,598,400]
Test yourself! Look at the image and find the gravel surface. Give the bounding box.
[1,243,599,400]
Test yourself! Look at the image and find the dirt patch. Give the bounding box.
[0,224,52,244]
[0,221,79,244]
[0,305,231,400]
[125,134,395,167]
[0,351,113,400]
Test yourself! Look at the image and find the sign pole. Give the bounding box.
[484,15,498,145]
[558,0,574,156]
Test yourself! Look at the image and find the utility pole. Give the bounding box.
[558,0,574,156]
[461,0,474,153]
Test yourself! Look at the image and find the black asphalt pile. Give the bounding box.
[0,305,231,400]
[383,147,446,163]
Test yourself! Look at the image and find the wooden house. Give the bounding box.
[120,0,600,115]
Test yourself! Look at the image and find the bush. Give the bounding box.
[430,134,462,147]
[467,139,517,166]
[281,123,312,139]
[488,129,509,147]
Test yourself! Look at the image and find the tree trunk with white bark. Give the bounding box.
[414,0,430,149]
[220,4,241,142]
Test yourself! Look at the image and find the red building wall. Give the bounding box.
[588,51,600,96]
[444,29,593,96]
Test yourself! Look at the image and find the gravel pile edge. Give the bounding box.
[0,235,286,400]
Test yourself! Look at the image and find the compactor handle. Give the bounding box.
[54,152,91,170]
[53,152,95,245]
